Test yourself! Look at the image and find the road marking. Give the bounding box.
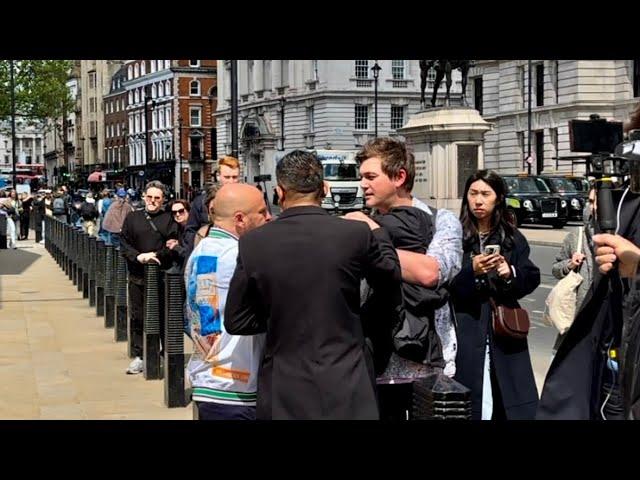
[532,310,544,314]
[538,284,554,289]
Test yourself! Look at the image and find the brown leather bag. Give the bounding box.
[489,298,530,339]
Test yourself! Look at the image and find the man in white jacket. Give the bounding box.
[184,183,271,420]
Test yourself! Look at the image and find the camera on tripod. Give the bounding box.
[569,114,625,178]
[254,174,272,183]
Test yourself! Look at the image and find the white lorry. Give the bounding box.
[273,149,364,213]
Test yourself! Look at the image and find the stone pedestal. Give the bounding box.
[397,107,493,213]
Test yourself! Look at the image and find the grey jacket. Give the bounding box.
[551,227,594,313]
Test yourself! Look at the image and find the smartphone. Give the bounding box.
[484,244,501,256]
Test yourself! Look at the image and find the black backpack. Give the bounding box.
[52,197,66,215]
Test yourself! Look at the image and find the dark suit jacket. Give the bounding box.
[224,205,402,420]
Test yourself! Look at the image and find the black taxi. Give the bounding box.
[539,174,588,222]
[502,174,569,228]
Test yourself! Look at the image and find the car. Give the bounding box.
[502,174,569,228]
[539,175,586,222]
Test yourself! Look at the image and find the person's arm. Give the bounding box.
[551,233,576,279]
[593,233,640,278]
[399,209,463,288]
[499,232,541,299]
[119,214,141,264]
[224,244,266,335]
[363,227,402,292]
[183,195,206,253]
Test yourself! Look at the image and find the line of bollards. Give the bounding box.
[43,216,187,409]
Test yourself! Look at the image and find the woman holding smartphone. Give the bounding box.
[451,170,540,420]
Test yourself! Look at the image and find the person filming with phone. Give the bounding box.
[451,170,540,420]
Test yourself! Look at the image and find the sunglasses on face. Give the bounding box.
[145,195,162,201]
[172,208,186,216]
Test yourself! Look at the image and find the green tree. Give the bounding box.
[0,60,74,127]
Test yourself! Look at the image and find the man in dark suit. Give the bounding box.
[224,150,402,420]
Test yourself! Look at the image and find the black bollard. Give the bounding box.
[88,236,97,307]
[411,372,472,420]
[71,228,78,286]
[95,239,105,317]
[115,249,128,344]
[104,243,115,328]
[143,263,163,380]
[163,266,187,407]
[81,233,89,296]
[67,225,73,281]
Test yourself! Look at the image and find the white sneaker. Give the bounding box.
[126,356,144,374]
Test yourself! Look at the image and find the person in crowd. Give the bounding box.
[101,188,134,248]
[119,180,179,374]
[450,169,540,420]
[550,187,596,354]
[80,192,99,237]
[344,137,463,420]
[19,192,33,240]
[166,198,191,272]
[185,183,271,420]
[224,150,402,420]
[183,156,241,257]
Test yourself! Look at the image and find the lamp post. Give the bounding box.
[230,60,239,158]
[10,60,17,189]
[279,96,286,151]
[527,59,532,175]
[178,115,183,199]
[371,61,381,138]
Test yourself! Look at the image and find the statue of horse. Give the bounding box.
[420,60,473,108]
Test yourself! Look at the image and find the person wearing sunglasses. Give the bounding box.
[166,199,191,272]
[120,180,180,374]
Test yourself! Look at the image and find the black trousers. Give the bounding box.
[195,401,256,420]
[128,280,145,359]
[20,215,29,239]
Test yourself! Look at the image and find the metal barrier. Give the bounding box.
[104,243,116,329]
[95,239,106,317]
[163,266,187,407]
[88,236,97,307]
[143,263,163,380]
[115,249,128,343]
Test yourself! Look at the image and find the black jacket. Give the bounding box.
[120,208,180,279]
[183,190,209,258]
[224,205,402,420]
[451,227,540,420]
[538,191,640,419]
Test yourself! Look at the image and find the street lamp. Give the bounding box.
[371,61,381,138]
[178,115,184,199]
[10,60,17,189]
[278,96,286,151]
[527,59,532,175]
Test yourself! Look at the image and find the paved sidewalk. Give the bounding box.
[0,236,192,420]
[519,224,578,247]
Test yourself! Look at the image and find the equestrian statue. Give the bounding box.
[419,60,473,108]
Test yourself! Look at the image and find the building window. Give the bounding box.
[166,80,171,96]
[190,80,200,96]
[281,60,289,87]
[4,155,9,163]
[165,60,171,70]
[517,131,526,163]
[355,104,369,130]
[474,77,483,115]
[158,82,164,97]
[550,127,559,160]
[264,60,272,90]
[140,61,146,76]
[152,84,157,98]
[166,108,171,128]
[355,60,369,79]
[89,71,96,89]
[150,60,156,73]
[634,59,640,98]
[127,66,133,80]
[248,60,254,93]
[134,89,139,104]
[392,60,405,80]
[89,97,96,113]
[552,60,559,104]
[152,111,158,130]
[390,105,406,130]
[189,60,200,67]
[536,63,544,107]
[307,106,315,133]
[134,64,139,78]
[190,107,201,127]
[519,65,526,108]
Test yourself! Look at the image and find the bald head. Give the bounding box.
[213,183,272,236]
